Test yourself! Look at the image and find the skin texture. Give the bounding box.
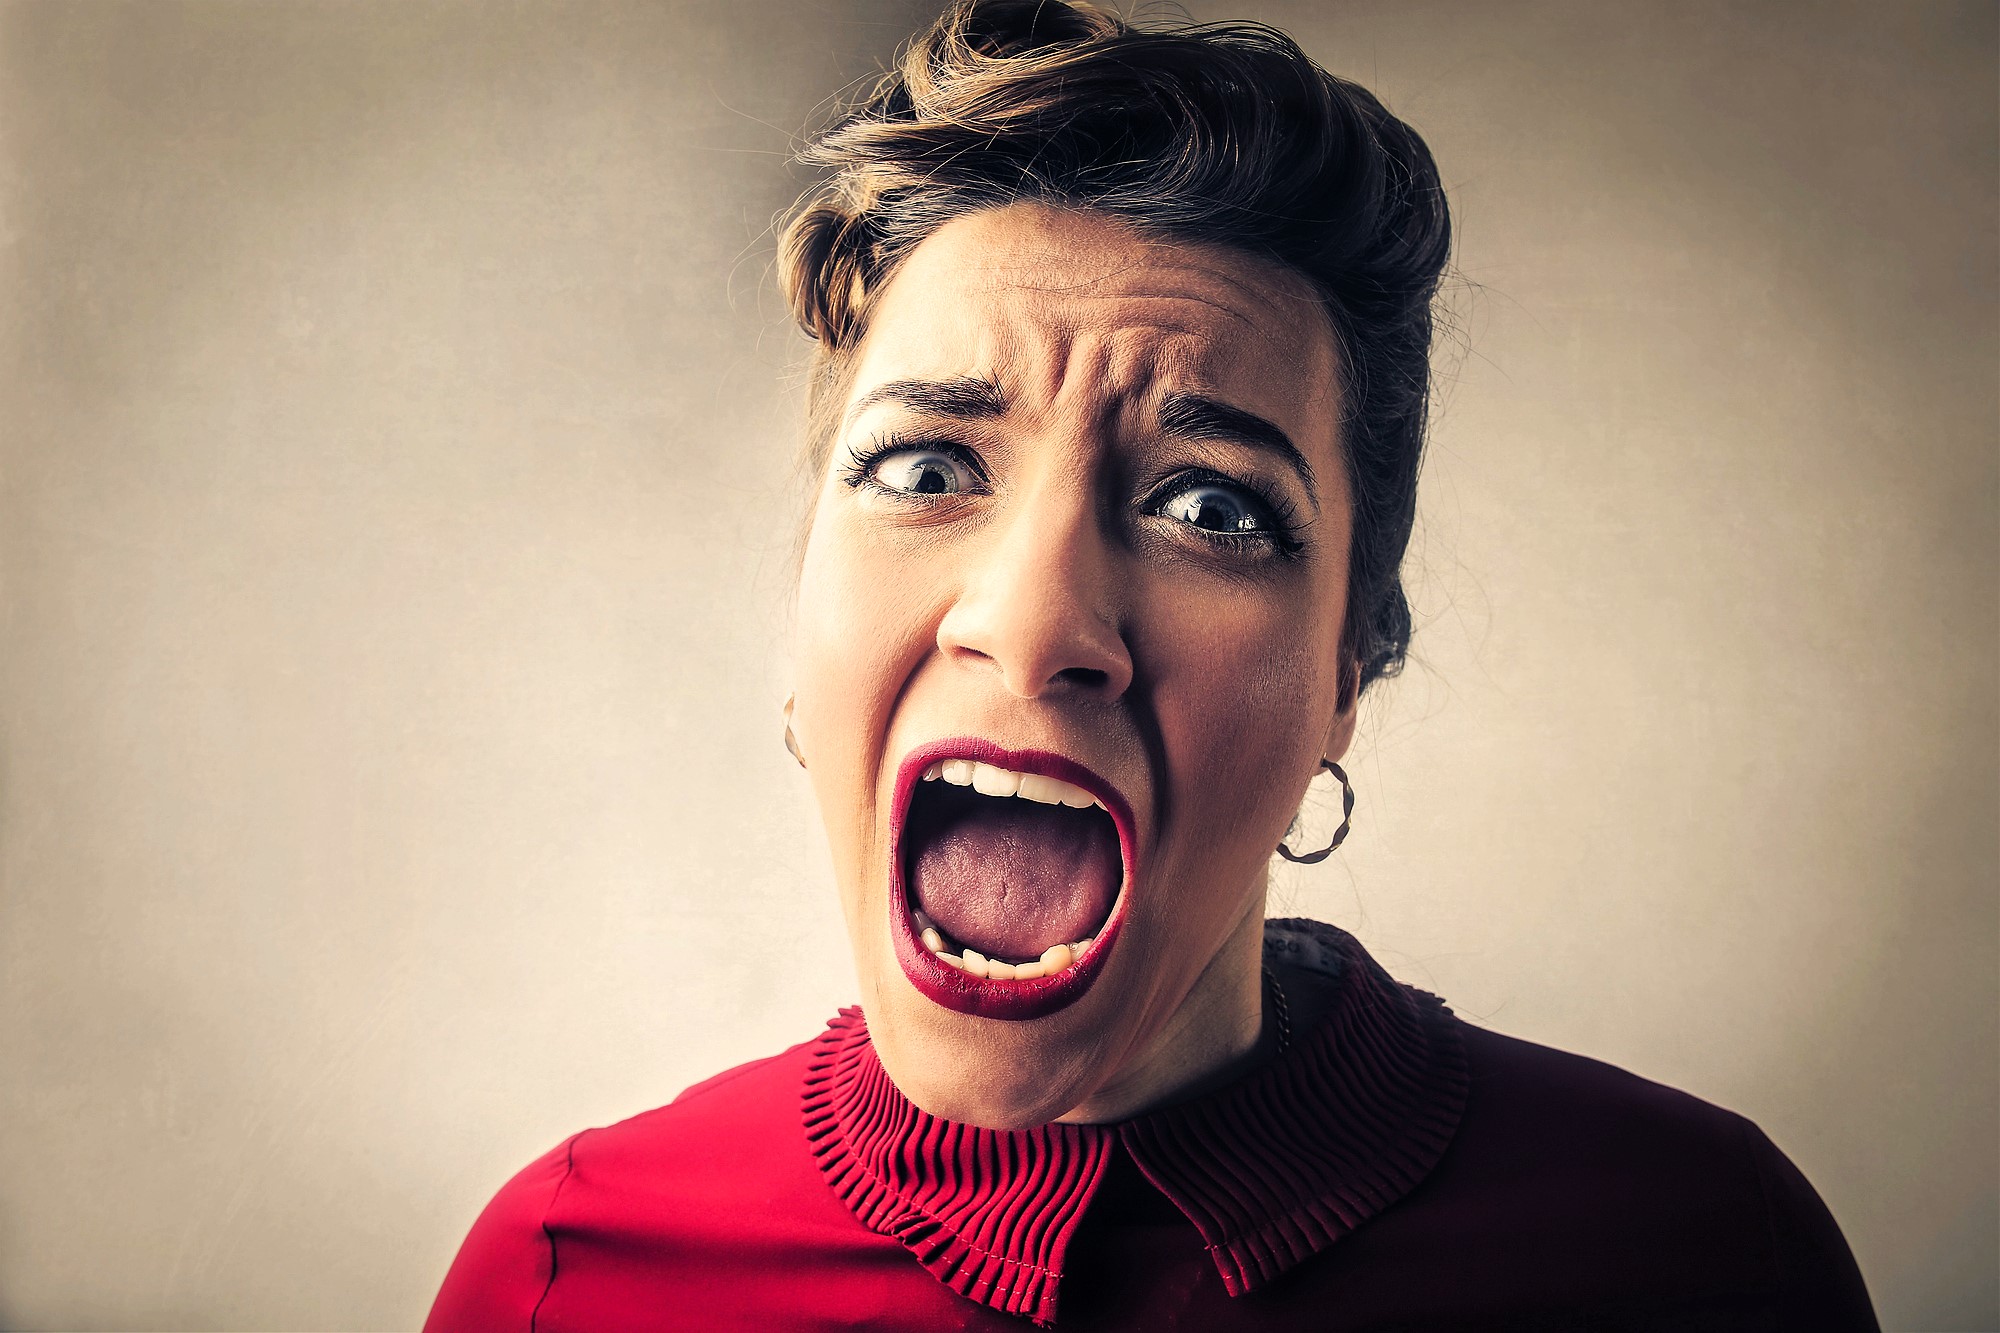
[791,202,1359,1129]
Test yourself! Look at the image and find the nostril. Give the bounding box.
[1055,666,1110,690]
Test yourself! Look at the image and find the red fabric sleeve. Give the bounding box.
[422,1132,584,1333]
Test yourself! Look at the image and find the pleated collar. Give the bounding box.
[801,919,1469,1325]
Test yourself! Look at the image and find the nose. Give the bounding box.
[935,487,1134,701]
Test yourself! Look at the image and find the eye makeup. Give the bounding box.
[840,433,992,498]
[837,428,1311,560]
[1141,466,1306,559]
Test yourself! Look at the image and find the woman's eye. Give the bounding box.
[870,450,979,496]
[1159,482,1271,534]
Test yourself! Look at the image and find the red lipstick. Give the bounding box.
[889,737,1135,1021]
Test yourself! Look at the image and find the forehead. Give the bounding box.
[847,204,1341,439]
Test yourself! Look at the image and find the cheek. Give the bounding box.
[1139,573,1346,882]
[793,499,938,855]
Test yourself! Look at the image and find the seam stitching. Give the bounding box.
[528,1131,587,1333]
[1738,1114,1790,1294]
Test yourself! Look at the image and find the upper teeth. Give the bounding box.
[922,759,1101,809]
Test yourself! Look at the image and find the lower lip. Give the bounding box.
[888,739,1135,1021]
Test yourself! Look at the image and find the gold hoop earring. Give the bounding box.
[782,694,806,770]
[1276,759,1353,864]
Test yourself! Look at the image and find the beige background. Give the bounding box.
[2,1,1992,1328]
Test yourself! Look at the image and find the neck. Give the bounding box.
[1056,888,1271,1123]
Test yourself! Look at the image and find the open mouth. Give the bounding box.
[890,738,1135,1020]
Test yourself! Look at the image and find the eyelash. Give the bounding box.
[840,433,989,495]
[840,436,1304,559]
[1146,468,1306,560]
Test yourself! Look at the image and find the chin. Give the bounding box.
[867,997,1107,1130]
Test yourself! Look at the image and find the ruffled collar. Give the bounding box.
[801,919,1468,1324]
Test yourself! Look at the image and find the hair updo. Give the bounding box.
[779,0,1450,694]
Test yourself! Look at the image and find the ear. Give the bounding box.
[1323,659,1362,764]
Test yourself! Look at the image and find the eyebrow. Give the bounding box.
[844,375,1009,428]
[1156,391,1318,508]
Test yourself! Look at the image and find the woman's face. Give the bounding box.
[792,203,1356,1128]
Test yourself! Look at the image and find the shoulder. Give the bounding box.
[421,1131,581,1333]
[421,1039,818,1333]
[566,1035,817,1177]
[1404,1019,1877,1327]
[1450,1021,1840,1230]
[1456,1020,1757,1163]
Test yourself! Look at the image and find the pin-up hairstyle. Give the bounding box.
[778,0,1450,694]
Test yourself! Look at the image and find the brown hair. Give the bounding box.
[779,0,1450,693]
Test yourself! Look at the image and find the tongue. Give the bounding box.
[907,790,1120,962]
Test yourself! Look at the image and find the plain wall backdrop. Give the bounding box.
[2,1,1993,1328]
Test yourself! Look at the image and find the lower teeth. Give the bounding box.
[928,935,1094,981]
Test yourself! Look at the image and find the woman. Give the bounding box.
[426,2,1878,1327]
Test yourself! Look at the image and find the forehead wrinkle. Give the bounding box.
[1002,279,1257,332]
[853,219,1339,452]
[987,319,1188,451]
[977,311,1331,481]
[1021,286,1322,388]
[977,232,1312,324]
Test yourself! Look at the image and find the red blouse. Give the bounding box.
[424,920,1877,1331]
